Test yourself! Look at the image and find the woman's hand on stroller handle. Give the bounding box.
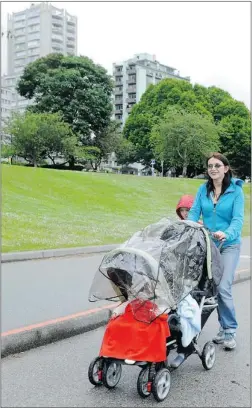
[212,231,226,242]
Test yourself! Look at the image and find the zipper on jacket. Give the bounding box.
[213,203,216,231]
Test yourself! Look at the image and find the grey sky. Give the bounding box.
[1,1,250,107]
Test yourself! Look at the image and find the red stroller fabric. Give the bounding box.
[99,300,170,362]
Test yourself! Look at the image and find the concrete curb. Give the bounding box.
[1,270,250,359]
[2,236,250,264]
[1,309,112,358]
[1,244,119,263]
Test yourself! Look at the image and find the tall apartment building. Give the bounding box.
[1,2,77,131]
[7,2,77,76]
[113,53,190,125]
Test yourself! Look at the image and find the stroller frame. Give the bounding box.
[88,228,222,402]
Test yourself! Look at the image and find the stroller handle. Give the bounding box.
[204,228,225,252]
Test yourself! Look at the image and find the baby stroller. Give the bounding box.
[87,219,224,402]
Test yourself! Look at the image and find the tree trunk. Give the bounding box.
[182,164,187,177]
[69,155,75,170]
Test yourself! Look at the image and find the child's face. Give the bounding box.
[180,207,190,220]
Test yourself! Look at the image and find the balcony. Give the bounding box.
[126,86,136,93]
[114,108,123,115]
[52,21,63,28]
[66,42,75,48]
[127,67,136,75]
[114,88,123,96]
[52,27,63,34]
[52,14,63,21]
[67,20,76,26]
[114,71,123,77]
[115,98,123,104]
[67,35,75,42]
[126,97,136,104]
[127,78,136,85]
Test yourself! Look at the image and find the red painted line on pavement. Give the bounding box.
[1,303,119,337]
[1,268,250,338]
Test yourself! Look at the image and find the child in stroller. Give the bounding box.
[87,220,223,402]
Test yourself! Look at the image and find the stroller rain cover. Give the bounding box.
[88,219,223,362]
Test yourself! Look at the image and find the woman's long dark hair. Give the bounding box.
[206,152,233,197]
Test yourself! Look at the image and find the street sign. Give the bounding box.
[151,159,155,165]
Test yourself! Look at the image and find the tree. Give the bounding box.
[114,137,137,166]
[17,54,114,147]
[123,112,156,164]
[217,115,251,178]
[123,78,251,176]
[1,143,15,159]
[6,112,76,167]
[150,108,220,176]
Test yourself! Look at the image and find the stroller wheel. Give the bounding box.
[152,368,171,402]
[102,361,122,389]
[88,357,103,386]
[201,341,216,370]
[137,367,151,398]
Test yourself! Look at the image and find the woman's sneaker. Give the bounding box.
[170,353,185,368]
[223,333,236,350]
[213,329,225,344]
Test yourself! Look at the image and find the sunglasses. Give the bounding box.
[207,164,223,169]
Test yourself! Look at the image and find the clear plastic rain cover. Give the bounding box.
[88,219,208,323]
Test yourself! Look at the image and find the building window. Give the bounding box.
[26,55,38,64]
[15,50,26,58]
[15,35,26,43]
[28,40,39,47]
[27,17,40,26]
[28,24,40,32]
[14,27,26,35]
[14,21,26,29]
[14,13,26,22]
[28,33,40,41]
[14,58,25,66]
[28,8,40,18]
[27,47,40,55]
[15,44,26,51]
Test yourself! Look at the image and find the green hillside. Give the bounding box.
[2,165,250,253]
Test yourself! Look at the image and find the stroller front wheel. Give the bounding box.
[102,360,122,389]
[137,367,151,398]
[88,357,103,386]
[152,368,171,402]
[201,341,216,370]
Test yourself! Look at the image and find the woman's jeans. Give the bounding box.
[217,244,241,334]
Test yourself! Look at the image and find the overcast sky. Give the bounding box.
[1,1,250,107]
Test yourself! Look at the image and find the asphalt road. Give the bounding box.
[1,280,250,408]
[1,238,250,332]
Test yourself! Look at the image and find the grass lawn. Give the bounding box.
[2,165,250,253]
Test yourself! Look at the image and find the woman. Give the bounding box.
[188,153,244,350]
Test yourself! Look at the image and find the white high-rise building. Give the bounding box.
[1,2,77,132]
[7,2,77,76]
[112,53,190,126]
